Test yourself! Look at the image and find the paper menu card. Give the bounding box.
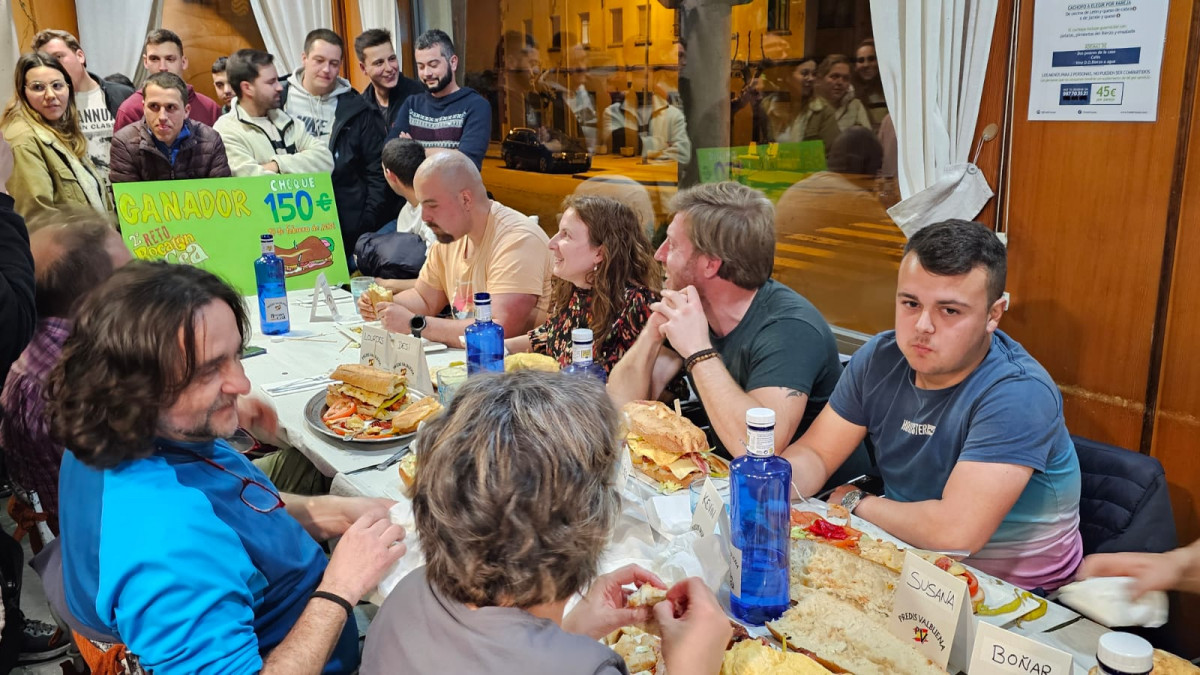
[359,325,434,394]
[887,551,969,671]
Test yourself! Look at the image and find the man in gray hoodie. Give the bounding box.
[283,29,393,267]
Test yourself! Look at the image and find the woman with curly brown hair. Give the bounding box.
[2,52,108,222]
[505,194,661,372]
[360,371,731,674]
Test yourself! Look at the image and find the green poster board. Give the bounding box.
[114,173,350,295]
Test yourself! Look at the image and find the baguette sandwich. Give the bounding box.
[622,400,728,490]
[364,283,393,308]
[767,586,946,675]
[326,364,408,419]
[790,539,898,624]
[398,453,418,497]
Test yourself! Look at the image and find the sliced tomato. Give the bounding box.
[790,510,824,528]
[322,399,357,422]
[962,568,980,598]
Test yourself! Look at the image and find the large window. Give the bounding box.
[469,0,896,335]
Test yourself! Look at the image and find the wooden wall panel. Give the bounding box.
[1002,0,1195,448]
[1153,6,1200,555]
[972,0,1015,230]
[10,0,77,52]
[165,0,265,103]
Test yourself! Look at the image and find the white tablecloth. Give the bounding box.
[241,293,1107,674]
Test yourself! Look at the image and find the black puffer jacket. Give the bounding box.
[281,79,396,258]
[0,193,35,394]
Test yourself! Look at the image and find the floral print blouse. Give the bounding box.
[528,284,658,372]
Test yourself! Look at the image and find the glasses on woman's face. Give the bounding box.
[25,80,68,95]
[856,55,877,64]
[183,449,286,513]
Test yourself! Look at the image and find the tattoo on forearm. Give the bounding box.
[783,388,804,399]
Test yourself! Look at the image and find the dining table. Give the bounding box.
[239,290,1116,675]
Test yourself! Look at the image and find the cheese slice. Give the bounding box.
[338,383,395,407]
[627,437,682,468]
[666,457,702,480]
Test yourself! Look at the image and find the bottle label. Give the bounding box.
[261,240,274,256]
[475,303,492,322]
[263,297,289,323]
[726,542,743,597]
[572,343,593,364]
[746,424,775,457]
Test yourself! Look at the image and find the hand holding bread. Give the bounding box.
[653,578,732,675]
[562,564,666,640]
[357,281,393,321]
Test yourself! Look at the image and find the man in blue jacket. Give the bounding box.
[51,262,406,673]
[385,29,491,169]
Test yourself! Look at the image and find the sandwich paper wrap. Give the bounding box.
[1056,576,1168,628]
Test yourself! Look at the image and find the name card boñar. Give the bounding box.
[968,621,1073,675]
[888,551,968,670]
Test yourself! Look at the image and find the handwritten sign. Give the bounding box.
[968,622,1073,675]
[617,440,635,494]
[114,173,349,295]
[690,477,725,537]
[888,551,968,670]
[359,325,434,394]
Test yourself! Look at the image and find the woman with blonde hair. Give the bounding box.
[814,54,871,132]
[506,193,661,372]
[2,52,108,222]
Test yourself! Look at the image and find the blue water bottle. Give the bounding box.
[465,292,504,374]
[255,234,290,335]
[729,407,791,625]
[561,328,607,382]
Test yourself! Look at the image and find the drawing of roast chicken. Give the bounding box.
[275,236,334,277]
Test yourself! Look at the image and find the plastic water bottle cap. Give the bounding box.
[474,291,491,305]
[746,408,775,427]
[572,328,593,343]
[260,234,273,242]
[1097,632,1153,673]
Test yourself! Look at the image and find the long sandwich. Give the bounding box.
[622,400,729,490]
[323,364,441,439]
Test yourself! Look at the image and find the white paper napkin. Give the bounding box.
[376,500,424,598]
[1056,576,1168,628]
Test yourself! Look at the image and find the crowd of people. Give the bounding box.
[0,18,1195,675]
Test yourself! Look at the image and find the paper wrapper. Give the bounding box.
[374,500,424,601]
[1057,576,1168,628]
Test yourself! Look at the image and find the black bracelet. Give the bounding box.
[684,348,720,373]
[310,590,354,618]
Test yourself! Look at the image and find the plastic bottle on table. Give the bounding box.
[255,234,290,335]
[1089,632,1154,675]
[729,407,791,625]
[465,292,504,375]
[562,328,607,382]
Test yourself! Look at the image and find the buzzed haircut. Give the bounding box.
[382,138,427,187]
[31,29,82,53]
[142,71,188,102]
[903,220,1008,305]
[416,29,456,59]
[211,56,228,74]
[303,28,344,54]
[354,28,392,61]
[226,49,274,100]
[144,28,184,52]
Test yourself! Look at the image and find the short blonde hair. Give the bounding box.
[670,181,776,289]
[413,371,620,608]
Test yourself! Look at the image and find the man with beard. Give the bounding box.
[362,151,550,347]
[354,29,424,130]
[608,182,841,454]
[52,262,406,673]
[212,57,235,114]
[384,30,491,170]
[282,29,392,265]
[781,220,1083,592]
[109,72,231,183]
[213,49,332,177]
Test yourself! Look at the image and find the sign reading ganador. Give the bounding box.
[114,173,350,295]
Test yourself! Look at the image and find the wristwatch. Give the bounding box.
[840,488,866,514]
[410,314,426,339]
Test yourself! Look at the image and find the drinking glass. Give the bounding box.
[437,365,469,406]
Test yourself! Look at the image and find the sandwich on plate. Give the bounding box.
[622,400,729,492]
[322,364,440,439]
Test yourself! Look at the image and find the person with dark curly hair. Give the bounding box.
[361,371,732,674]
[50,262,405,674]
[504,194,660,372]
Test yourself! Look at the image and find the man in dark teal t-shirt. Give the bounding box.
[609,181,841,453]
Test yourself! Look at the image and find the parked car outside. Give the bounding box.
[501,127,592,173]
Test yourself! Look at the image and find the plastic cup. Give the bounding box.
[437,365,469,406]
[350,277,374,316]
[689,477,730,514]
